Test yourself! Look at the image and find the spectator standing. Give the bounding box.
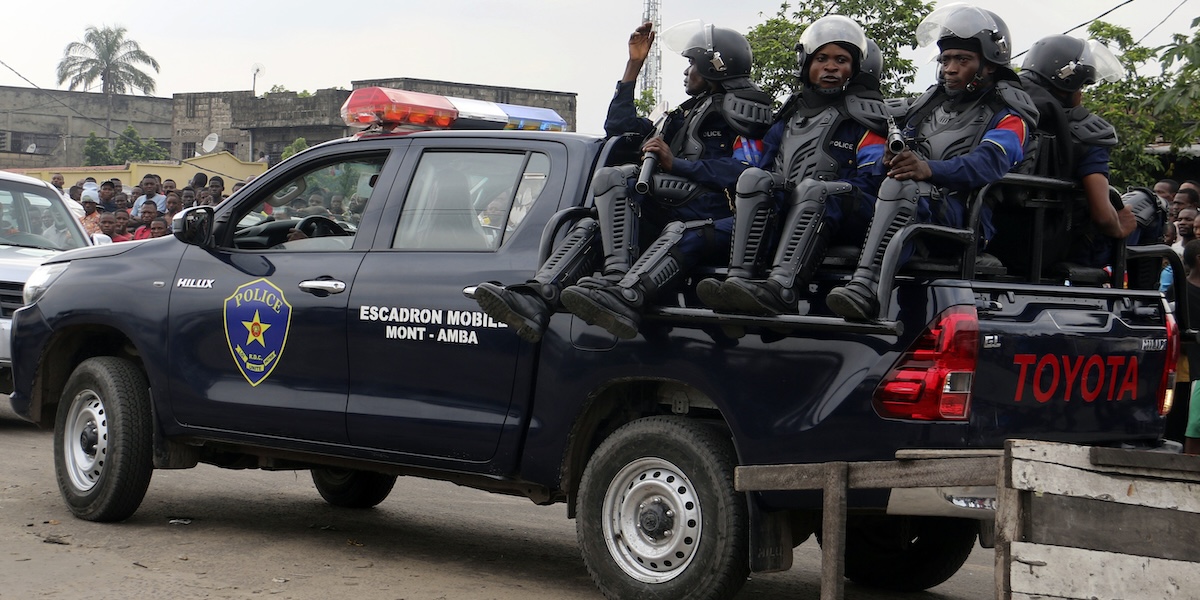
[111,210,133,242]
[132,203,160,240]
[50,173,65,196]
[165,192,183,222]
[131,175,167,214]
[97,180,118,213]
[79,190,101,236]
[209,176,226,203]
[1156,179,1179,208]
[149,217,169,238]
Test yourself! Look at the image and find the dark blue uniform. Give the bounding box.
[605,80,755,266]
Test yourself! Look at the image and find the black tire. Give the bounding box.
[842,515,978,592]
[575,417,748,600]
[311,467,397,508]
[54,356,154,522]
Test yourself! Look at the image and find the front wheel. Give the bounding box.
[54,357,154,522]
[311,467,397,508]
[576,417,748,600]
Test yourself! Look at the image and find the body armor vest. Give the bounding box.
[776,104,845,186]
[911,98,998,163]
[666,94,721,161]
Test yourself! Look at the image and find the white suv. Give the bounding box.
[0,170,90,392]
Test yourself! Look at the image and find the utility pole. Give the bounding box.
[637,0,663,111]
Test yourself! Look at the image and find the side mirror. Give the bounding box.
[90,232,113,245]
[173,206,214,248]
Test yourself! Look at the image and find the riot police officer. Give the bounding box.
[1018,34,1135,269]
[695,16,888,316]
[826,5,1039,321]
[474,20,771,341]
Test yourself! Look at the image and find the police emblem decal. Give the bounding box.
[223,278,292,386]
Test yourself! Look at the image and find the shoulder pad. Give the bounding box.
[721,88,774,139]
[995,81,1039,127]
[1068,108,1118,147]
[844,96,889,134]
[904,86,940,118]
[883,97,911,120]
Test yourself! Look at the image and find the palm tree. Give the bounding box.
[56,25,160,95]
[56,25,160,154]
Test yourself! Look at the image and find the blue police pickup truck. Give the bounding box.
[9,88,1182,600]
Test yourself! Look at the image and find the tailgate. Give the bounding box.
[969,285,1171,446]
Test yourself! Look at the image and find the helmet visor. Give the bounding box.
[1083,40,1123,84]
[916,3,1000,49]
[661,20,713,55]
[798,15,867,57]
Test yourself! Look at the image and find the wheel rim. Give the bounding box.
[62,390,108,493]
[601,456,702,584]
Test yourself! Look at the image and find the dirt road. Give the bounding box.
[0,403,995,599]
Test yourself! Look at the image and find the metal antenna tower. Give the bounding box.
[637,0,663,110]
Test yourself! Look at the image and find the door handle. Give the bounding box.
[298,279,347,295]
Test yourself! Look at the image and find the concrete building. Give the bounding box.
[0,86,172,170]
[0,79,576,172]
[180,78,577,166]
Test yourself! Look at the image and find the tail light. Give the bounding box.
[1159,310,1179,416]
[874,305,978,421]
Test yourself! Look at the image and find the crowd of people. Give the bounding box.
[45,171,252,243]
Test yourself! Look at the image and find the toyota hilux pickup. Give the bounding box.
[8,87,1182,600]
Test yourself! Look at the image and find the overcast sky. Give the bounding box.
[0,0,1192,135]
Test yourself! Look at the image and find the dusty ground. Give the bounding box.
[0,404,995,599]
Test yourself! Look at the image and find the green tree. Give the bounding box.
[746,0,933,100]
[634,88,657,118]
[82,132,113,166]
[111,125,167,164]
[56,25,160,95]
[267,84,289,94]
[1153,17,1200,146]
[281,138,309,160]
[1085,21,1189,187]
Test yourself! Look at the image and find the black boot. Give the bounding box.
[474,283,553,343]
[562,221,688,339]
[697,167,777,312]
[716,179,846,316]
[474,217,600,342]
[826,179,917,321]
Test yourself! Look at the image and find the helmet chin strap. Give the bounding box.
[964,71,987,93]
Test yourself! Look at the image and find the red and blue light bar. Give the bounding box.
[341,87,567,133]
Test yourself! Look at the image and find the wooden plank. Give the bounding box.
[1008,542,1200,599]
[1025,492,1200,562]
[1009,439,1200,483]
[735,456,999,492]
[1009,459,1200,513]
[820,463,848,600]
[994,443,1021,600]
[1090,446,1200,473]
[895,448,1004,460]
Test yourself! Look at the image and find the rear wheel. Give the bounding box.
[842,515,978,592]
[54,357,154,522]
[576,417,748,600]
[311,467,396,508]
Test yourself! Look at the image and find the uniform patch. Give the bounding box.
[223,278,292,386]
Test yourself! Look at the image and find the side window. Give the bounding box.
[230,155,384,251]
[392,151,547,251]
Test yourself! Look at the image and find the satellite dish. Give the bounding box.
[25,143,36,153]
[201,133,220,153]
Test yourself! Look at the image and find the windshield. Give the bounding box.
[0,181,88,251]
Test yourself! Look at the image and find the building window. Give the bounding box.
[185,96,198,119]
[224,141,237,154]
[182,142,196,157]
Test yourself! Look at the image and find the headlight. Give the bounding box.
[23,262,69,306]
